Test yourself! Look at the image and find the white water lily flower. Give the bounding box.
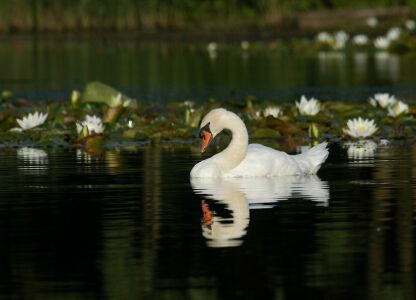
[207,42,217,52]
[335,31,349,42]
[332,31,349,50]
[296,95,320,116]
[386,27,402,41]
[366,17,378,28]
[263,106,282,118]
[387,100,409,117]
[76,114,105,135]
[405,19,416,31]
[182,100,195,109]
[346,140,377,159]
[112,93,131,108]
[343,117,378,138]
[316,31,333,44]
[374,36,390,50]
[10,111,48,132]
[241,40,250,50]
[353,34,369,46]
[369,93,397,108]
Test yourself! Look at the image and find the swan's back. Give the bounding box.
[224,142,328,177]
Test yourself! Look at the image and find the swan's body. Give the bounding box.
[191,108,329,178]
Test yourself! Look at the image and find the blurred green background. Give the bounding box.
[1,0,416,32]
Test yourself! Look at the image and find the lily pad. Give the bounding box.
[81,81,135,108]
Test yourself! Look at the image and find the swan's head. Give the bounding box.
[198,108,228,152]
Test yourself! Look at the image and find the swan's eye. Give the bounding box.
[199,122,211,138]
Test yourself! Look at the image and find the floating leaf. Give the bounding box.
[81,81,135,108]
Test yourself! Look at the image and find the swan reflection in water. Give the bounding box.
[191,176,329,248]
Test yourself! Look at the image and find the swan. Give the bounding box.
[190,108,329,178]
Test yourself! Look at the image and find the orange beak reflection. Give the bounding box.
[201,200,213,226]
[201,130,213,153]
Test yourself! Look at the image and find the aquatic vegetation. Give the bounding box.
[343,117,378,139]
[333,31,349,50]
[263,106,282,118]
[388,101,409,118]
[10,112,48,132]
[76,115,105,137]
[207,42,217,53]
[308,123,320,139]
[374,36,390,50]
[405,19,416,31]
[0,80,415,152]
[241,41,250,50]
[71,90,81,106]
[352,34,369,46]
[386,27,402,42]
[296,95,320,116]
[366,17,378,28]
[369,93,397,108]
[81,81,133,108]
[316,32,332,45]
[315,31,349,50]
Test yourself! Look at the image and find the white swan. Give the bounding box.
[190,108,329,178]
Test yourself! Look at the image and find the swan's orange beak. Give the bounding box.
[201,130,213,153]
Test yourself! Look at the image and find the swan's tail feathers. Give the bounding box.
[304,142,329,174]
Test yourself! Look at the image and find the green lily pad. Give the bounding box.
[81,81,135,108]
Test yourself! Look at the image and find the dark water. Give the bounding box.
[2,35,416,102]
[0,143,415,299]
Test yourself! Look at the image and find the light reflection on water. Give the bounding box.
[17,147,48,175]
[0,143,414,299]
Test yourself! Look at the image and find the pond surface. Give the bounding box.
[2,34,416,102]
[0,143,415,299]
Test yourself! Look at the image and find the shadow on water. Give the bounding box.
[0,142,414,299]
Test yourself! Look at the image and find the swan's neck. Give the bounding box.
[215,113,248,172]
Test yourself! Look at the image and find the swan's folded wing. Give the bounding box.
[225,144,302,177]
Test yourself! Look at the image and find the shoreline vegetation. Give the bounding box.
[0,2,414,33]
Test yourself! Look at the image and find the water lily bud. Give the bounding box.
[123,99,131,108]
[185,108,191,125]
[103,106,124,123]
[71,90,81,106]
[113,93,123,107]
[82,125,90,138]
[1,90,13,101]
[308,123,320,139]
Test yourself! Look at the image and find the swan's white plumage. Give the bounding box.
[190,108,329,178]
